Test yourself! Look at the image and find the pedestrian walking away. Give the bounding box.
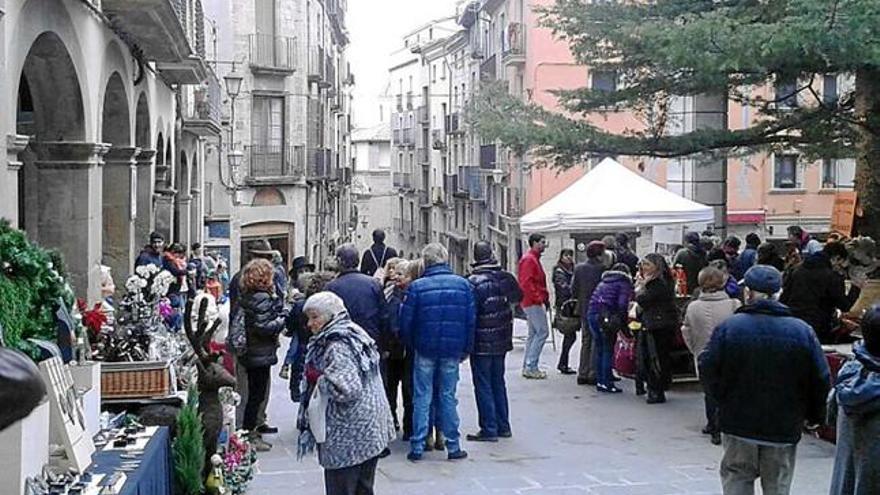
[360,229,399,278]
[467,241,523,442]
[399,243,475,462]
[699,265,830,495]
[518,233,551,379]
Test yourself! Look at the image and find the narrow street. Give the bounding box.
[250,324,835,495]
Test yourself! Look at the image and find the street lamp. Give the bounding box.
[224,69,244,186]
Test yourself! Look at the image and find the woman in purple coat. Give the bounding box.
[587,263,635,393]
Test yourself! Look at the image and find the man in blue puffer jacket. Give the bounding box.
[466,242,522,442]
[400,243,476,462]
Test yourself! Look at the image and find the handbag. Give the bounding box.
[307,384,328,444]
[552,300,580,336]
[612,333,637,378]
[598,309,625,336]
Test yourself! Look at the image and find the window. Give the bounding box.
[432,64,437,83]
[775,79,799,109]
[251,95,285,176]
[773,154,801,189]
[823,74,838,106]
[822,158,855,189]
[591,70,617,92]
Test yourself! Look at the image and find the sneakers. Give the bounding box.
[522,369,548,379]
[447,450,468,461]
[249,436,272,452]
[465,433,498,442]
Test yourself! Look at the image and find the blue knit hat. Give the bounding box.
[744,265,782,294]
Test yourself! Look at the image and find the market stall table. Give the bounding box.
[89,426,172,495]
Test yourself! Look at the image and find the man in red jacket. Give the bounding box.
[518,233,551,379]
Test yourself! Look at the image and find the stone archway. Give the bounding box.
[101,72,137,286]
[134,92,155,245]
[16,31,105,300]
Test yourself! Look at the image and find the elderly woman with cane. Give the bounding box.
[296,292,394,495]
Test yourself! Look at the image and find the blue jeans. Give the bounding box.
[587,312,614,387]
[471,354,510,438]
[522,305,549,372]
[410,354,461,455]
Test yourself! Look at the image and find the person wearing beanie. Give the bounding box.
[572,240,608,385]
[673,231,708,295]
[700,265,830,494]
[829,305,880,494]
[466,242,522,442]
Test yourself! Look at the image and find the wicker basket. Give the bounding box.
[100,361,173,399]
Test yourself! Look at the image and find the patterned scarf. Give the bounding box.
[296,313,380,460]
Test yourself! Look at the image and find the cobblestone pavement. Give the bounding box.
[248,329,835,494]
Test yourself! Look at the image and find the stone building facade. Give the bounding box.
[1,0,219,302]
[203,0,354,272]
[351,122,393,254]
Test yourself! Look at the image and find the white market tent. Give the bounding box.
[520,158,714,233]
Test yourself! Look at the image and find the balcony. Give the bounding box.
[308,46,327,83]
[181,68,222,136]
[432,129,446,150]
[102,0,206,84]
[392,173,402,188]
[325,54,336,89]
[502,22,526,66]
[445,113,462,134]
[245,145,305,183]
[417,105,430,124]
[419,188,430,207]
[307,148,334,180]
[479,144,497,170]
[249,34,296,74]
[398,127,414,147]
[326,0,349,45]
[392,128,401,144]
[444,174,458,202]
[480,53,497,81]
[462,166,484,200]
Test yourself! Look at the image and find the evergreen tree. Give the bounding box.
[474,0,880,236]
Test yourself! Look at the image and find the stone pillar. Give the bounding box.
[190,188,202,245]
[102,147,139,287]
[31,141,110,302]
[154,188,176,242]
[4,134,29,227]
[176,194,192,248]
[134,149,156,245]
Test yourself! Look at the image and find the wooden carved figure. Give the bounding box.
[184,298,237,477]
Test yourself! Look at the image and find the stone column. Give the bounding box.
[31,141,110,302]
[176,194,193,248]
[102,146,140,287]
[190,187,202,245]
[4,134,29,227]
[154,188,176,242]
[134,150,156,245]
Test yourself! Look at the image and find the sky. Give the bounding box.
[347,0,462,128]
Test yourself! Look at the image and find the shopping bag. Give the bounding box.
[613,333,637,378]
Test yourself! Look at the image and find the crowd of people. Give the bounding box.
[143,224,880,495]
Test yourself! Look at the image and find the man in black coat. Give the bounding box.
[466,242,522,442]
[572,241,607,385]
[673,231,708,295]
[327,243,389,344]
[780,241,863,343]
[360,229,399,277]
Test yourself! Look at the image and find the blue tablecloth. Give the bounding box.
[90,426,173,495]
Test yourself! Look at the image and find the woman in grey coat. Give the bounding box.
[828,306,880,495]
[681,265,740,445]
[297,292,395,495]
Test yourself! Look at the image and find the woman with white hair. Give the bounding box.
[297,292,395,495]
